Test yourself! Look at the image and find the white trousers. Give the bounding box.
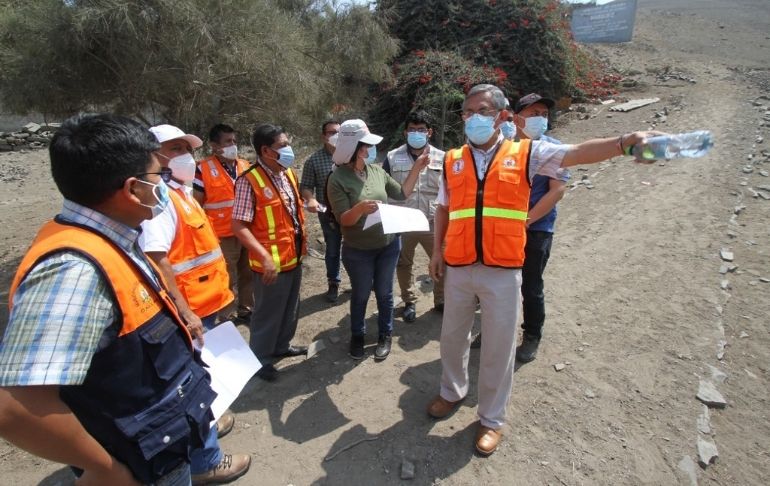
[439,264,521,429]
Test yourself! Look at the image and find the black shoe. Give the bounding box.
[274,345,308,358]
[256,364,278,382]
[470,333,482,349]
[403,303,416,323]
[325,283,339,303]
[349,335,365,360]
[374,334,392,361]
[515,334,541,363]
[433,303,444,313]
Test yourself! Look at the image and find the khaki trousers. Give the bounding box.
[396,230,444,306]
[439,264,521,429]
[218,235,254,318]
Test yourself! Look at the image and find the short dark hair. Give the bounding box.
[50,114,159,207]
[209,123,236,143]
[348,141,368,165]
[405,110,432,129]
[252,124,285,156]
[321,120,340,134]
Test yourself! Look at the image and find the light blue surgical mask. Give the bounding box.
[365,145,377,164]
[407,131,428,149]
[500,121,516,140]
[464,114,497,145]
[274,146,295,168]
[522,116,548,140]
[137,179,170,218]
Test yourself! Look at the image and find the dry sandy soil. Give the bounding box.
[1,0,769,484]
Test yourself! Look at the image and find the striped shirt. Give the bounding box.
[0,200,158,386]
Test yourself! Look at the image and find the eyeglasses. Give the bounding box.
[136,167,172,183]
[462,109,499,119]
[406,128,429,133]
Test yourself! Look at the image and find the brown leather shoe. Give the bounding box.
[427,395,462,419]
[475,425,502,456]
[216,412,235,439]
[192,453,251,485]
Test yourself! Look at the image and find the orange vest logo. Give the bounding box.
[502,158,516,169]
[452,159,464,174]
[131,282,156,315]
[209,167,219,177]
[263,187,274,199]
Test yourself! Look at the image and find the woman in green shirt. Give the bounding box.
[327,119,429,361]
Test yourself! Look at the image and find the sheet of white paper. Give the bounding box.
[196,321,261,420]
[362,203,429,234]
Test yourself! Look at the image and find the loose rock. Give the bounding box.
[719,249,734,262]
[553,363,566,372]
[697,405,712,434]
[677,456,698,486]
[697,437,719,468]
[696,380,727,408]
[400,459,415,480]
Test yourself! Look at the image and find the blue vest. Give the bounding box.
[528,135,562,233]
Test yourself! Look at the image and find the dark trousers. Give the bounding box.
[319,212,343,284]
[521,230,553,339]
[249,266,302,365]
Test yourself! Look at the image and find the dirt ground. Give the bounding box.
[1,0,769,484]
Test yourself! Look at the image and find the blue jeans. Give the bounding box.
[189,425,223,475]
[319,212,343,284]
[341,236,401,337]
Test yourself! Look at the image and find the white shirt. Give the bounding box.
[139,180,193,253]
[435,137,571,206]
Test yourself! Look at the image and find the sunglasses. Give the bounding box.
[136,167,173,183]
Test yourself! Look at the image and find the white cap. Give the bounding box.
[149,124,203,149]
[331,119,383,165]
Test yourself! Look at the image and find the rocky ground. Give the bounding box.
[1,0,769,484]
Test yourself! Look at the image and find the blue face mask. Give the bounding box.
[137,179,170,218]
[500,121,516,140]
[522,116,548,140]
[464,114,497,145]
[274,146,295,168]
[365,145,377,164]
[407,131,428,149]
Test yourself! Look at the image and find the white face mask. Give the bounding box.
[168,153,196,183]
[221,144,238,160]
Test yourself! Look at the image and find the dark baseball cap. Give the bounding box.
[513,93,556,114]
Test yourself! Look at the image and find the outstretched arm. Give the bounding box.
[561,131,661,167]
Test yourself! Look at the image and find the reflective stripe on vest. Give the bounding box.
[170,247,224,275]
[449,207,528,221]
[202,200,234,210]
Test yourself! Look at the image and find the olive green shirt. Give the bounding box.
[327,164,406,250]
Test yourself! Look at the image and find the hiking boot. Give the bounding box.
[403,303,416,323]
[191,453,251,485]
[515,334,541,363]
[215,412,235,439]
[325,283,339,303]
[256,364,278,382]
[349,335,365,360]
[374,334,392,361]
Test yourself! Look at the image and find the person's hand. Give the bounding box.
[76,458,140,486]
[623,131,667,164]
[429,252,444,282]
[260,255,278,285]
[305,198,320,213]
[414,149,431,171]
[181,308,205,346]
[356,200,380,216]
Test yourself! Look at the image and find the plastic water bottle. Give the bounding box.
[631,130,714,161]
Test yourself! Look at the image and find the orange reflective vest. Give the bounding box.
[197,156,251,237]
[168,188,233,317]
[10,219,191,340]
[242,165,306,273]
[443,139,532,268]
